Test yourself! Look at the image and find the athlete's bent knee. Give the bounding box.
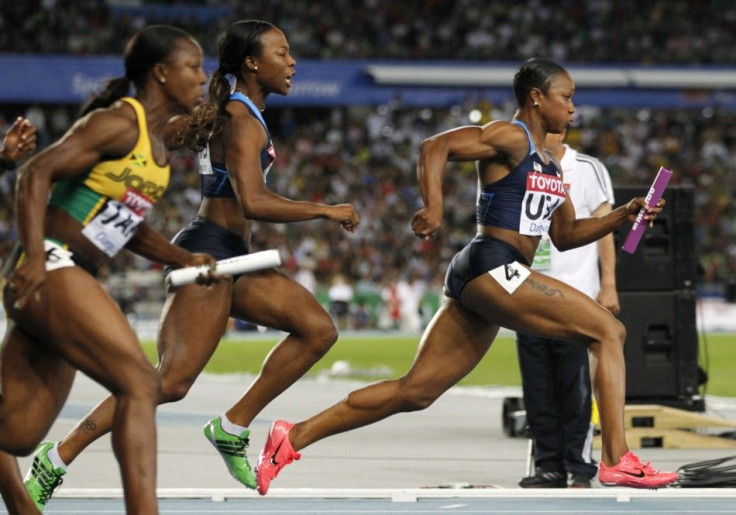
[303,314,338,357]
[398,380,440,412]
[606,318,626,346]
[159,375,196,404]
[0,435,41,457]
[0,415,48,455]
[592,318,626,356]
[119,365,160,403]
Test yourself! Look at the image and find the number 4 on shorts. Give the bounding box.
[488,261,531,294]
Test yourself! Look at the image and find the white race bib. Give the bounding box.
[198,144,213,175]
[81,200,143,257]
[488,261,531,294]
[519,172,566,236]
[44,239,75,271]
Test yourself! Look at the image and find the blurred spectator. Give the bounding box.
[3,1,736,64]
[328,273,354,330]
[1,0,735,323]
[396,272,426,333]
[294,251,318,294]
[379,272,402,331]
[1,100,734,326]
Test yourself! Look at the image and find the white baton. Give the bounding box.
[167,250,281,287]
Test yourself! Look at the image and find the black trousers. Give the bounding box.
[516,333,598,480]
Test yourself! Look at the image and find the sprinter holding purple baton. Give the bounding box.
[256,58,677,494]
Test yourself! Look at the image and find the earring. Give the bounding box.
[533,102,538,107]
[159,77,166,84]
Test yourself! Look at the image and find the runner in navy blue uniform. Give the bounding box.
[255,58,678,493]
[25,20,360,507]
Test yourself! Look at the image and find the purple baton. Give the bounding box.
[621,167,673,254]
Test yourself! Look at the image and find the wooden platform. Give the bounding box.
[593,404,736,449]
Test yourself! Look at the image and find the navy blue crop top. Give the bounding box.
[475,119,565,236]
[198,91,276,198]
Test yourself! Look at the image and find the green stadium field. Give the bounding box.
[140,332,736,397]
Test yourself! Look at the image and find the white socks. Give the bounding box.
[220,414,248,436]
[47,442,68,470]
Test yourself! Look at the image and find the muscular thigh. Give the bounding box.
[230,268,330,332]
[157,280,233,368]
[461,267,613,344]
[401,298,499,396]
[11,267,153,393]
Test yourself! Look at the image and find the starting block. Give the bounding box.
[594,404,736,449]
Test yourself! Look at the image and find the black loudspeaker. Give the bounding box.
[617,290,703,411]
[612,186,696,291]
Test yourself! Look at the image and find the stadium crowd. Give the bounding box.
[1,99,733,328]
[2,0,736,64]
[1,0,734,329]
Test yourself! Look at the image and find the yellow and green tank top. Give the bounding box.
[49,97,170,257]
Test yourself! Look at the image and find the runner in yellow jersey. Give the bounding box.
[0,25,211,515]
[48,97,172,261]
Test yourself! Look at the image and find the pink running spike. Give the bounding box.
[599,451,678,488]
[255,420,301,495]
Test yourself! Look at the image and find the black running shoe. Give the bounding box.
[519,470,567,488]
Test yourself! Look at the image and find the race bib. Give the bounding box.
[198,144,213,175]
[488,261,531,294]
[44,239,75,271]
[519,172,566,236]
[81,200,143,256]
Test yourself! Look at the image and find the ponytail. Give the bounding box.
[176,69,232,152]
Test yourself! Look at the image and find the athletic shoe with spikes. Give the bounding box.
[599,451,678,488]
[203,416,256,489]
[23,441,66,512]
[256,420,301,495]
